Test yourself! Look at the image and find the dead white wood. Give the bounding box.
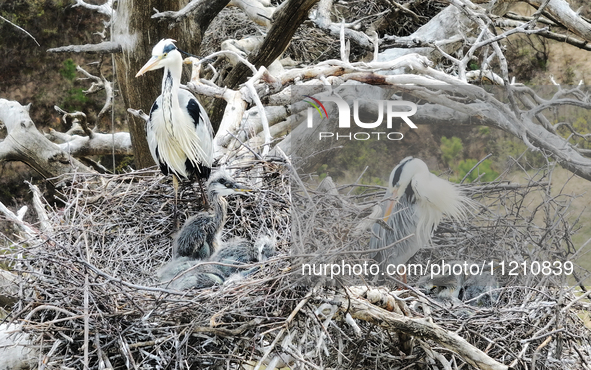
[496,18,591,51]
[45,130,132,157]
[335,290,509,370]
[72,0,115,17]
[228,0,275,28]
[377,5,473,64]
[311,0,371,49]
[185,56,279,157]
[0,99,94,181]
[76,65,114,120]
[0,270,19,309]
[0,324,36,370]
[47,41,122,54]
[27,182,53,234]
[244,67,273,157]
[0,15,40,46]
[527,0,591,42]
[0,202,36,240]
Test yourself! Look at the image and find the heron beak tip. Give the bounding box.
[135,57,160,78]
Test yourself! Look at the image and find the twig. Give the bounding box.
[0,15,40,46]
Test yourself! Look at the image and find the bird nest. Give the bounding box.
[2,158,591,369]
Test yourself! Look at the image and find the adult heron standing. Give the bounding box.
[369,157,473,282]
[135,38,214,210]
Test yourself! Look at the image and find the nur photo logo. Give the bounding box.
[304,93,418,141]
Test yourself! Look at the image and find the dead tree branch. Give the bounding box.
[47,41,122,54]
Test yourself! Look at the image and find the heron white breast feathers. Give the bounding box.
[136,38,214,182]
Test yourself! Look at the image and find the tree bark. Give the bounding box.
[211,0,320,129]
[223,0,319,87]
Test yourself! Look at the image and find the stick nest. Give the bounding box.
[3,159,591,369]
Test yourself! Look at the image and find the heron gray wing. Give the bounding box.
[147,95,167,173]
[369,195,419,267]
[178,90,214,179]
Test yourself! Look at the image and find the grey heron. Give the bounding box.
[460,271,499,306]
[369,157,472,281]
[158,257,225,290]
[210,236,276,278]
[173,169,251,260]
[417,265,498,306]
[135,38,214,210]
[417,271,465,300]
[158,236,275,290]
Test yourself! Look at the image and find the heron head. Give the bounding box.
[388,157,430,196]
[381,157,428,221]
[418,273,465,299]
[255,236,276,262]
[207,170,252,197]
[135,39,182,77]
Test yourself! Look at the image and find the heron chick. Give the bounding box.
[211,236,276,278]
[135,38,214,210]
[369,157,473,277]
[417,272,465,300]
[417,265,499,306]
[158,257,225,290]
[173,170,251,260]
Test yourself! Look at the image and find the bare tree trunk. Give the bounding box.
[211,0,320,128]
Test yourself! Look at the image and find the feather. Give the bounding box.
[370,157,474,268]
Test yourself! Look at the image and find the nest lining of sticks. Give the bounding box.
[2,158,591,369]
[200,0,444,68]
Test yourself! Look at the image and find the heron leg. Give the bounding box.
[198,178,209,208]
[173,174,180,229]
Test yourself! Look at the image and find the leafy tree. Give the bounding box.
[457,158,499,183]
[59,58,88,111]
[440,136,464,166]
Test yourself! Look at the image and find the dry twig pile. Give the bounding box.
[1,159,590,369]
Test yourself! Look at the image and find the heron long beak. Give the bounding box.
[135,56,161,77]
[382,186,400,222]
[234,185,253,193]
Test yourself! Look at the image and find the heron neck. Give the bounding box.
[161,66,181,116]
[211,194,228,233]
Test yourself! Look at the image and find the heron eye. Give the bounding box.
[163,53,168,57]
